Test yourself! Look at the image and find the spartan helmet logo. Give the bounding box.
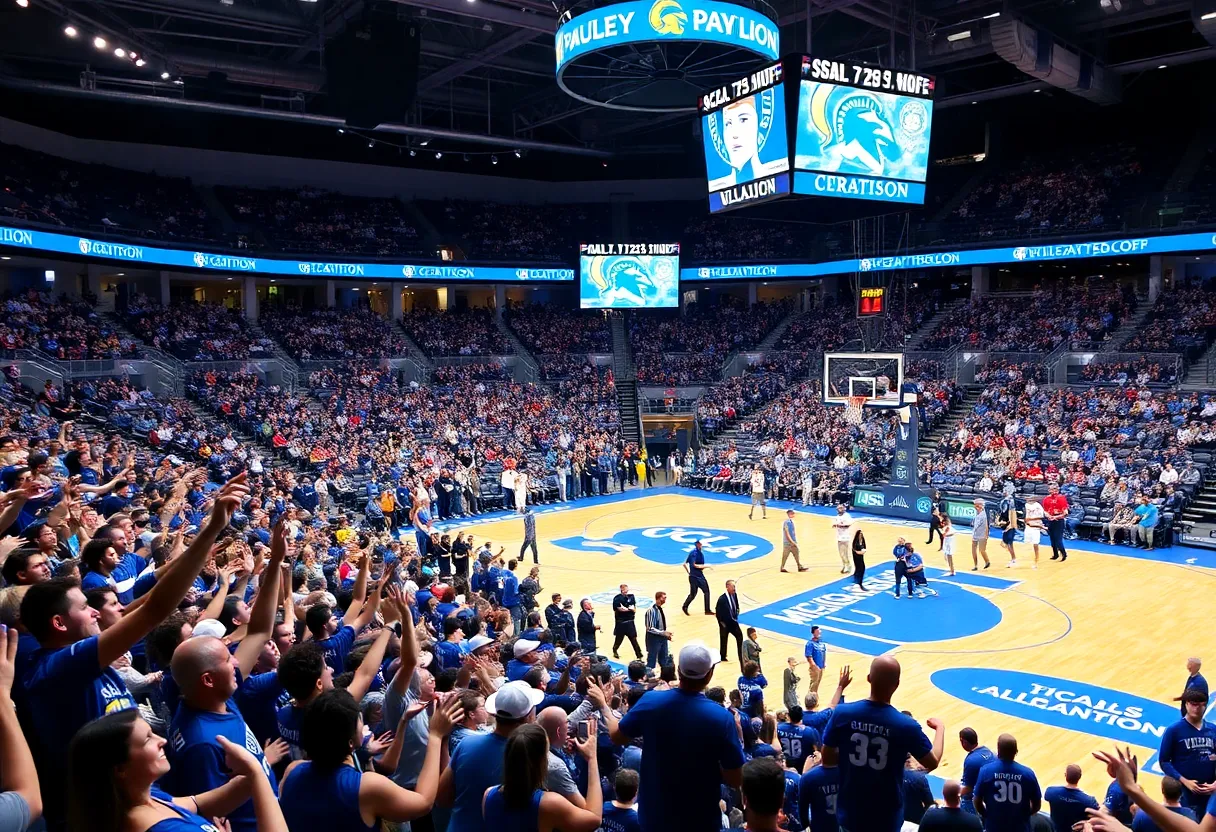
[1013,247,1028,260]
[808,87,897,177]
[78,238,91,255]
[649,0,687,34]
[193,252,207,268]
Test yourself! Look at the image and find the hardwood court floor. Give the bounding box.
[445,487,1216,789]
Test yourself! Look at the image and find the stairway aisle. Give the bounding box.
[904,298,967,350]
[610,313,642,447]
[1102,296,1153,352]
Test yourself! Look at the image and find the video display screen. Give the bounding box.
[700,61,790,214]
[793,57,935,205]
[579,242,680,309]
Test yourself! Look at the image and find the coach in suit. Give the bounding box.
[716,580,745,672]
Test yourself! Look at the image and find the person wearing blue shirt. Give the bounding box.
[821,655,944,832]
[434,618,469,671]
[611,642,746,832]
[304,557,378,675]
[799,760,840,832]
[501,561,523,634]
[959,728,996,815]
[738,663,769,718]
[903,764,935,825]
[973,734,1041,832]
[1043,764,1099,832]
[601,768,643,832]
[1104,777,1134,826]
[20,473,250,830]
[681,540,712,615]
[777,707,822,774]
[805,626,827,696]
[1159,690,1216,812]
[1133,495,1160,549]
[1130,777,1197,832]
[1178,658,1209,717]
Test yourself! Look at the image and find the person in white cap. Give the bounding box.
[507,638,543,682]
[436,680,544,832]
[609,642,745,832]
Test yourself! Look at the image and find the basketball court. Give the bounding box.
[437,485,1215,791]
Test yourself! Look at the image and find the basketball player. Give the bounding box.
[1023,498,1045,569]
[996,489,1019,568]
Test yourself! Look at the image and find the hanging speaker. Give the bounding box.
[327,4,420,129]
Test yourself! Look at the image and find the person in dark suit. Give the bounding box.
[716,579,745,672]
[577,597,601,655]
[612,583,643,660]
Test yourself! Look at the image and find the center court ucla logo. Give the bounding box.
[741,564,1018,655]
[550,526,772,565]
[649,0,687,34]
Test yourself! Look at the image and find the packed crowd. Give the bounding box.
[400,307,511,358]
[1123,286,1216,359]
[418,200,609,262]
[503,304,611,354]
[0,290,141,361]
[0,143,218,243]
[1078,358,1181,386]
[952,144,1144,240]
[218,187,422,257]
[260,306,410,360]
[123,294,271,362]
[919,285,1133,352]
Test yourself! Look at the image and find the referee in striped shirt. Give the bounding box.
[644,591,673,670]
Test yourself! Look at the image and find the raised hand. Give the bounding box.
[366,730,396,756]
[428,693,466,737]
[261,738,290,767]
[207,472,250,529]
[217,735,267,778]
[838,666,852,689]
[1091,747,1137,792]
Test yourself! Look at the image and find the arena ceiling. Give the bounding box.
[0,0,1210,177]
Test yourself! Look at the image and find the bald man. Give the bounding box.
[919,780,982,831]
[822,656,944,831]
[538,706,586,807]
[1175,657,1207,718]
[1043,764,1099,832]
[973,734,1041,832]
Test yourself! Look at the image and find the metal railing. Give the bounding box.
[1067,352,1184,386]
[905,346,961,382]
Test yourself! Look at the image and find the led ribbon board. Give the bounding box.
[699,60,790,213]
[0,226,574,282]
[793,57,935,205]
[555,0,780,73]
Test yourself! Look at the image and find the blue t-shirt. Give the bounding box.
[823,699,932,832]
[434,639,467,671]
[805,708,833,736]
[277,703,305,760]
[1105,781,1133,825]
[164,694,278,832]
[805,639,827,669]
[902,769,934,824]
[80,570,118,592]
[686,548,706,579]
[24,635,136,820]
[974,758,1040,832]
[600,803,642,832]
[617,687,746,832]
[147,786,225,832]
[112,552,149,604]
[500,571,520,608]
[1044,786,1099,832]
[799,765,840,832]
[738,674,768,718]
[777,722,822,774]
[315,624,357,675]
[447,730,509,832]
[962,746,996,809]
[233,670,284,746]
[1131,804,1197,832]
[279,761,375,832]
[1158,718,1216,784]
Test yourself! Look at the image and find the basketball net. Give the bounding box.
[845,395,868,425]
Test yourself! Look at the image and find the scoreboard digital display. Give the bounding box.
[793,57,935,205]
[858,286,886,316]
[579,242,680,309]
[699,60,790,214]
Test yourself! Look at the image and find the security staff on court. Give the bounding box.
[682,539,712,615]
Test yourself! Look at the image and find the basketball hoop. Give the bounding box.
[844,395,868,425]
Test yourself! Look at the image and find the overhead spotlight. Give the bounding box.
[982,11,1000,18]
[337,128,345,134]
[15,0,28,8]
[420,139,429,146]
[514,150,522,158]
[946,30,971,42]
[94,36,107,49]
[161,71,170,79]
[1203,10,1216,19]
[129,51,137,59]
[1033,88,1041,93]
[114,48,126,58]
[368,140,375,148]
[462,153,469,162]
[971,100,978,104]
[135,59,145,67]
[64,25,78,37]
[409,149,416,157]
[435,151,442,159]
[173,78,183,84]
[491,154,498,164]
[1158,64,1167,69]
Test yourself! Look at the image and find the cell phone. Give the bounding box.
[577,721,591,741]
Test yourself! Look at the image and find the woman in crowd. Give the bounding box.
[482,721,603,832]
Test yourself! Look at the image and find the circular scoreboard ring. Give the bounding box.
[555,0,780,113]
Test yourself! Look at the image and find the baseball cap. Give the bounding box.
[513,638,541,659]
[677,641,721,680]
[485,681,545,720]
[467,634,495,653]
[191,619,227,640]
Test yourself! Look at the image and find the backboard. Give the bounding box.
[822,352,905,408]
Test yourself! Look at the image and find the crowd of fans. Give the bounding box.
[400,307,511,358]
[260,306,410,361]
[1078,357,1181,386]
[218,187,422,257]
[503,303,611,354]
[0,290,141,360]
[1123,286,1216,359]
[919,284,1133,352]
[122,293,272,361]
[0,143,218,243]
[418,200,609,262]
